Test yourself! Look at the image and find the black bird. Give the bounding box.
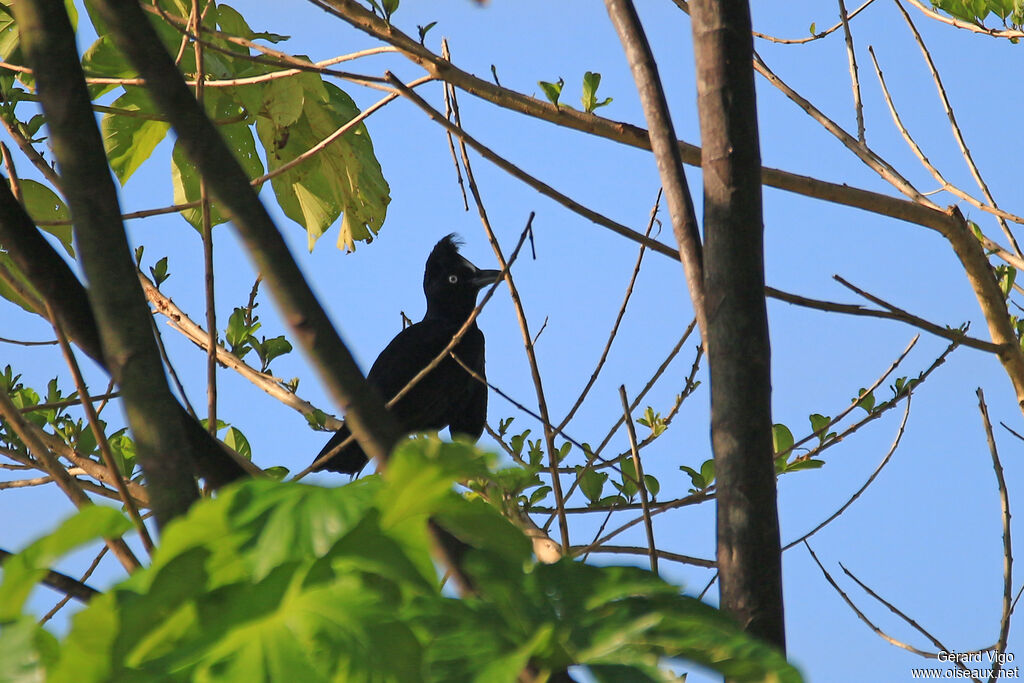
[312,234,501,475]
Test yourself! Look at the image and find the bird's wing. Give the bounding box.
[448,334,487,440]
[367,319,466,433]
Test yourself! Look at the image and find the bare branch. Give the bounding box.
[783,398,911,549]
[976,388,1013,678]
[618,385,657,575]
[605,0,706,341]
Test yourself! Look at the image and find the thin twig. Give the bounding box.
[833,274,999,354]
[192,0,219,437]
[838,562,980,678]
[40,545,107,621]
[559,191,661,431]
[440,40,469,211]
[805,542,969,668]
[148,310,198,420]
[49,303,154,554]
[783,397,911,550]
[837,0,865,142]
[445,74,570,551]
[619,385,657,575]
[0,384,140,573]
[749,0,878,44]
[779,334,918,461]
[571,545,714,568]
[18,392,120,414]
[976,388,1012,678]
[894,0,1022,258]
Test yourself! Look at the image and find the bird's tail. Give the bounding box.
[311,424,370,476]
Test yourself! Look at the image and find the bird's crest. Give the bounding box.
[425,233,472,280]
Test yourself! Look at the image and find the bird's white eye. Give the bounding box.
[448,274,459,284]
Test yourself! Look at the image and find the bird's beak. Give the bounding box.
[469,269,502,290]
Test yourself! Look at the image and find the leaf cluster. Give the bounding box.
[0,439,801,682]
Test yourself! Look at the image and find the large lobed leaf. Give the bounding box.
[0,440,801,682]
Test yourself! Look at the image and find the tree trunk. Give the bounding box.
[690,0,786,651]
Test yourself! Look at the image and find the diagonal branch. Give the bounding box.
[605,0,706,340]
[16,0,207,526]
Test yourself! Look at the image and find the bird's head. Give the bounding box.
[423,234,501,321]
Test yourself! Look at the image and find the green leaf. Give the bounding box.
[417,21,437,43]
[557,441,572,462]
[772,423,794,456]
[997,265,1016,298]
[582,71,601,112]
[381,437,492,528]
[101,87,170,185]
[149,256,170,287]
[855,387,875,413]
[809,21,817,35]
[256,77,389,252]
[381,0,400,20]
[172,91,263,230]
[262,76,305,127]
[642,474,660,498]
[538,78,564,106]
[252,335,292,372]
[618,458,638,498]
[0,505,131,620]
[224,426,252,460]
[679,465,706,490]
[262,466,289,481]
[0,253,42,313]
[0,616,59,682]
[19,179,73,256]
[699,458,715,487]
[528,485,551,507]
[509,429,531,456]
[786,458,826,472]
[305,408,328,430]
[577,466,608,503]
[107,429,136,476]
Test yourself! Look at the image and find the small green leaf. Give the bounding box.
[263,466,289,481]
[381,0,399,20]
[417,21,437,44]
[305,408,328,430]
[577,466,608,503]
[510,429,530,456]
[582,71,601,112]
[150,256,170,287]
[643,474,660,498]
[528,485,551,507]
[772,423,794,456]
[786,458,826,472]
[680,465,706,490]
[809,21,817,35]
[696,458,714,488]
[997,265,1016,298]
[19,180,73,256]
[497,416,514,437]
[855,388,875,413]
[224,426,252,460]
[538,78,564,106]
[253,335,292,372]
[557,441,572,462]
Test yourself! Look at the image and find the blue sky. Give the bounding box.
[2,1,1023,680]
